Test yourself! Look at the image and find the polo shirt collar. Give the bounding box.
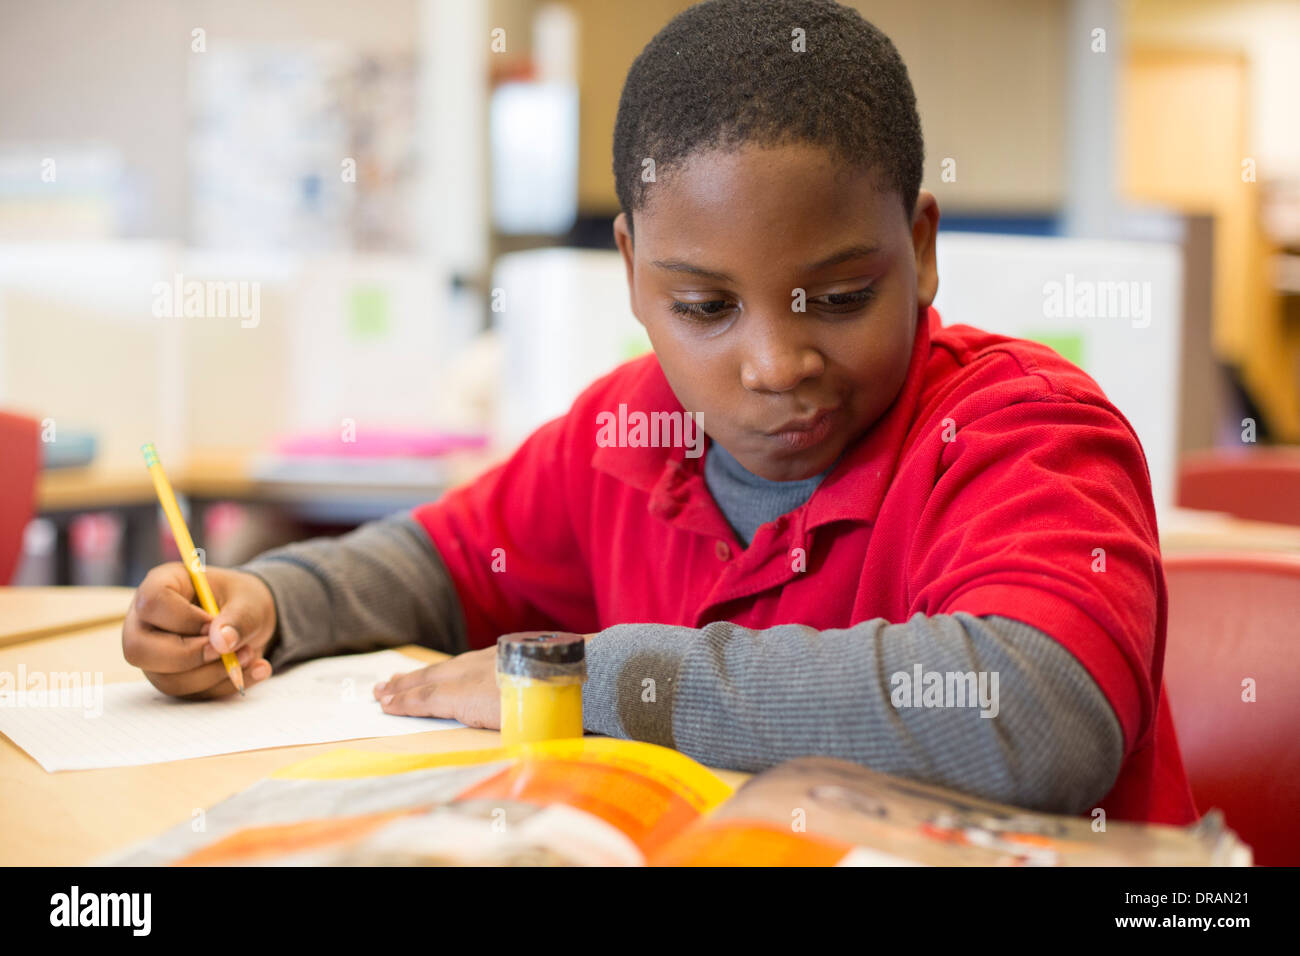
[592,306,939,531]
[590,356,700,494]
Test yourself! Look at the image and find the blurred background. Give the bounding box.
[2,0,1299,586]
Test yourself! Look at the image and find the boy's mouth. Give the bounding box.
[765,407,839,452]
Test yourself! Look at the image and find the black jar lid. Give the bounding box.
[497,632,586,676]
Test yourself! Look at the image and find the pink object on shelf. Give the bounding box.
[72,513,120,561]
[273,429,488,458]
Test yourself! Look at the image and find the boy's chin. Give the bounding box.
[750,443,844,481]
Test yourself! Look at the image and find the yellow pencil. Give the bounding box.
[140,442,245,695]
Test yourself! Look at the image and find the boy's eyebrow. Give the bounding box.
[650,244,882,283]
[650,258,735,282]
[803,243,882,272]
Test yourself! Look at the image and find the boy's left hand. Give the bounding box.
[374,645,501,728]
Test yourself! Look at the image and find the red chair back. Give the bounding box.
[0,411,41,584]
[1162,552,1300,866]
[1177,447,1300,526]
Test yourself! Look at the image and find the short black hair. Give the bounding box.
[613,0,923,235]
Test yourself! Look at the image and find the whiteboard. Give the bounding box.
[933,232,1182,510]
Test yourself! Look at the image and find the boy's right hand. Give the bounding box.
[122,563,277,699]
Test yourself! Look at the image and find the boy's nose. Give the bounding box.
[740,332,824,394]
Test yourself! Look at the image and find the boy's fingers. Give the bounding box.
[374,663,445,698]
[206,623,245,657]
[132,570,210,636]
[149,561,197,599]
[379,681,450,718]
[206,596,267,656]
[123,564,212,672]
[129,630,214,674]
[124,608,219,672]
[186,657,273,699]
[146,646,258,698]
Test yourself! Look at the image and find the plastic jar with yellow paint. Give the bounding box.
[496,632,586,747]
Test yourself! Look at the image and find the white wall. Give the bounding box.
[0,0,421,239]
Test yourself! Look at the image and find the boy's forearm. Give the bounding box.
[583,613,1123,815]
[239,512,468,669]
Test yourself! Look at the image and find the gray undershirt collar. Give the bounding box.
[703,439,835,547]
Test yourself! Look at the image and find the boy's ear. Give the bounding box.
[612,212,644,327]
[910,190,940,309]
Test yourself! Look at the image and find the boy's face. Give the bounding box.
[614,142,939,481]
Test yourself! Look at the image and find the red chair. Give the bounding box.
[0,411,41,584]
[1162,552,1300,865]
[1177,447,1300,526]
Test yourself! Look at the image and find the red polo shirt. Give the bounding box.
[414,306,1198,825]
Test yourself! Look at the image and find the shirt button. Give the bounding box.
[715,540,732,561]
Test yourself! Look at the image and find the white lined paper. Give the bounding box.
[0,650,461,772]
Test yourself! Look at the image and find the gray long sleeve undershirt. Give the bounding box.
[240,512,1124,815]
[242,514,469,667]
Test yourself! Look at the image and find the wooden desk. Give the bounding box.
[37,466,157,512]
[0,586,134,648]
[1159,507,1300,553]
[0,618,749,865]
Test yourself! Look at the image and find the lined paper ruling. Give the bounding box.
[0,650,462,772]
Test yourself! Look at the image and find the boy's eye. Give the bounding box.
[812,287,876,311]
[669,299,732,320]
[667,287,875,321]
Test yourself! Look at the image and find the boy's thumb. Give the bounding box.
[209,605,258,654]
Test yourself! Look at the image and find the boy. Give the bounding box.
[122,0,1197,824]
